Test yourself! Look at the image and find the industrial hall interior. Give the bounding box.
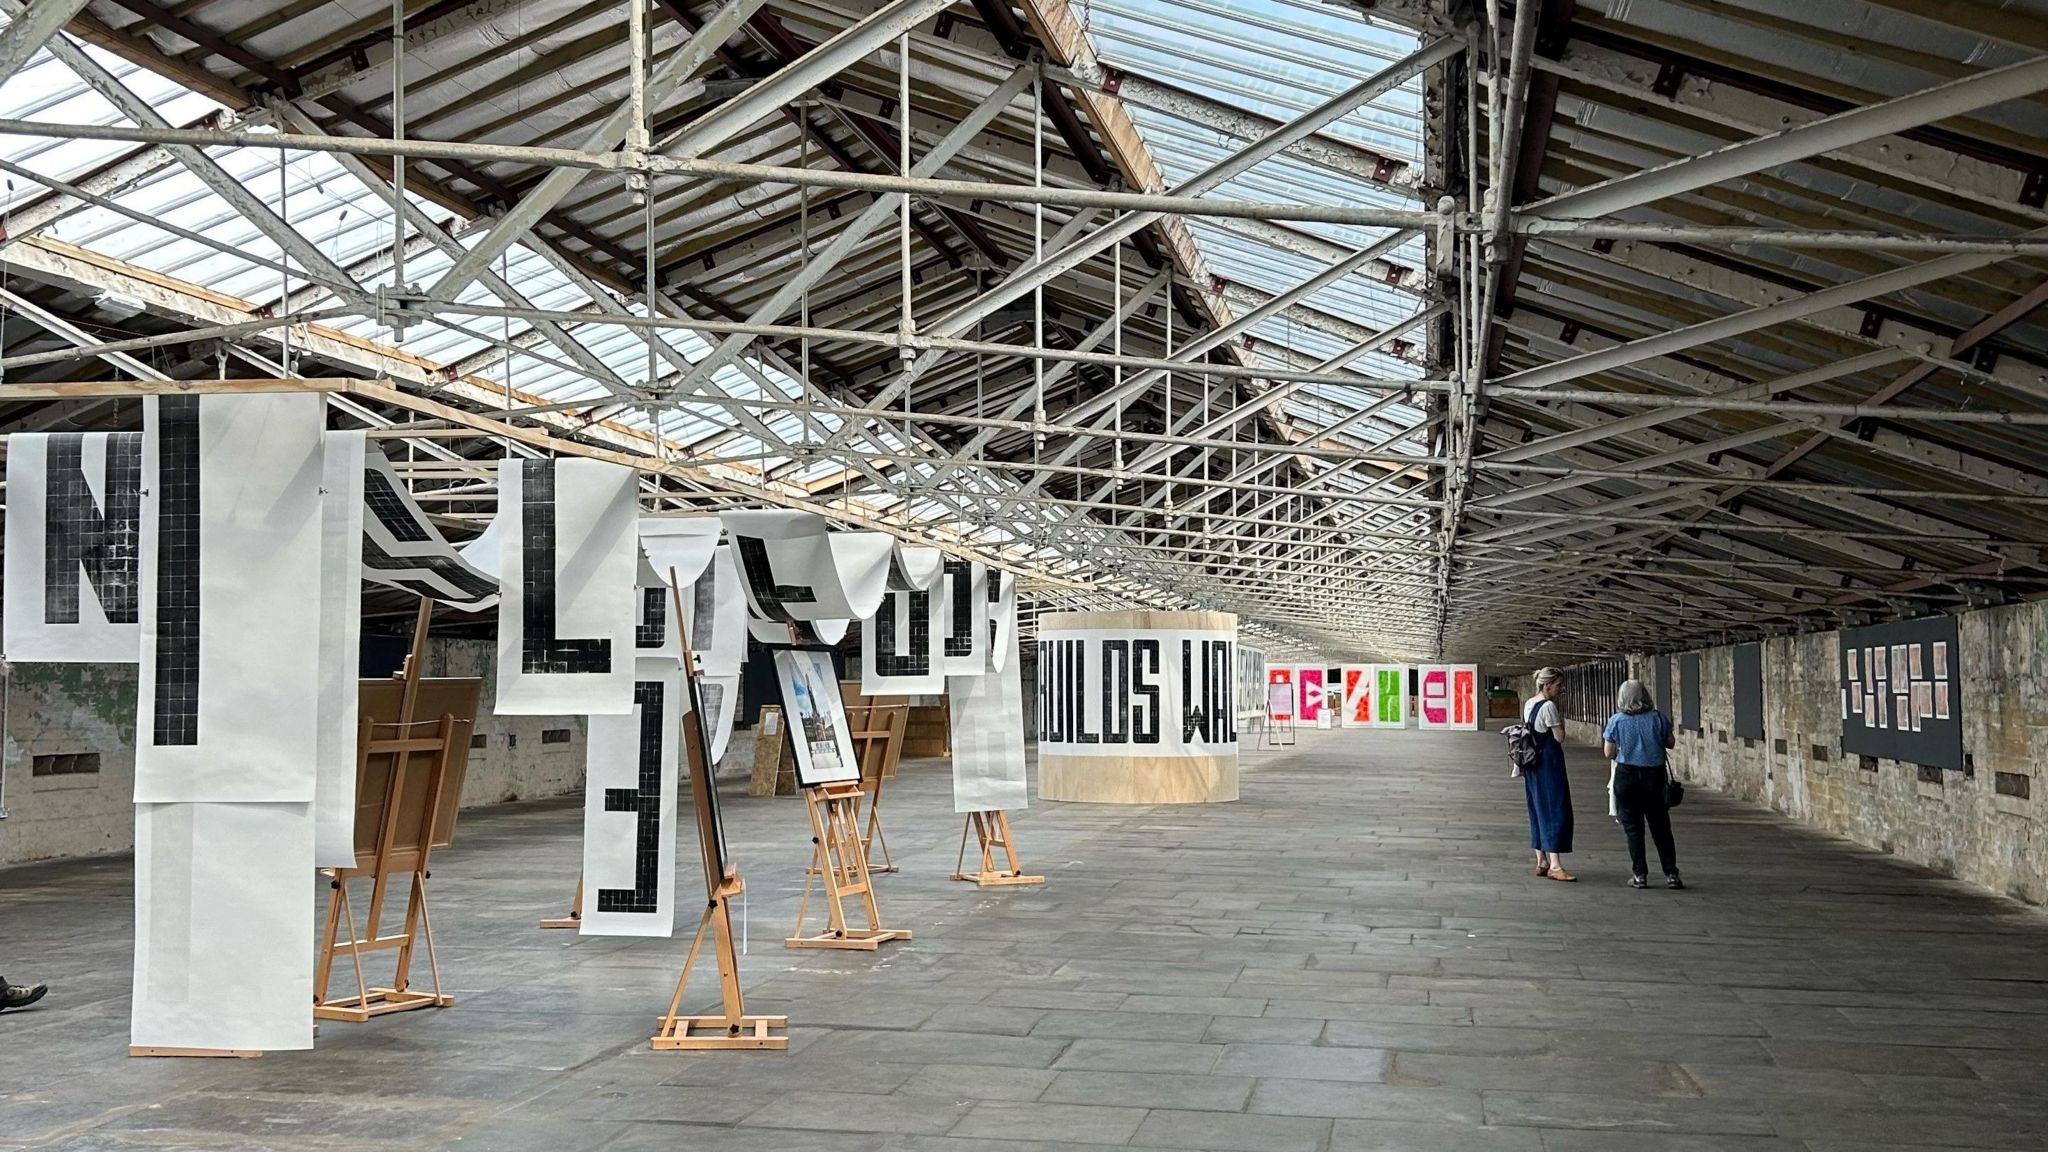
[4,0,2048,1149]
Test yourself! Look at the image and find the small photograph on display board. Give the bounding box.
[774,649,859,787]
[1267,666,1295,721]
[1839,615,1962,770]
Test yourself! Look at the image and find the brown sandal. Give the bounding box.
[1547,867,1577,882]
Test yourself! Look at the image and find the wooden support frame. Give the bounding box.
[787,780,912,951]
[951,810,1045,887]
[840,687,907,875]
[539,877,583,929]
[313,598,466,1024]
[652,567,788,1051]
[127,1046,262,1059]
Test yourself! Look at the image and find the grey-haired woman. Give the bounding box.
[1602,679,1682,889]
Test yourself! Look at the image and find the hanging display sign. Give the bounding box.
[861,548,949,695]
[493,458,638,716]
[1036,610,1238,804]
[950,592,1029,814]
[719,508,894,624]
[3,430,144,663]
[134,394,326,803]
[1416,664,1480,731]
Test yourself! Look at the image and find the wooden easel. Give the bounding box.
[539,877,582,929]
[314,598,465,1023]
[840,686,906,874]
[788,779,911,950]
[951,810,1044,887]
[652,570,787,1050]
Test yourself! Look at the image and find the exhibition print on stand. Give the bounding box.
[1340,664,1372,726]
[1297,666,1326,724]
[1267,665,1295,721]
[1838,615,1962,770]
[1416,664,1480,731]
[1370,664,1409,728]
[774,648,860,788]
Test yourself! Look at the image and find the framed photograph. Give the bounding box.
[1909,643,1924,680]
[1846,648,1859,682]
[1936,680,1951,720]
[773,648,859,788]
[1911,682,1931,732]
[1872,646,1886,682]
[1933,641,1949,680]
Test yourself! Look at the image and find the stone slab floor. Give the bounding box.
[4,727,2048,1151]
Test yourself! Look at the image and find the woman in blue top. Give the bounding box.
[1524,669,1575,881]
[1601,680,1682,889]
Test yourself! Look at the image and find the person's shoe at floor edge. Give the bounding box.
[1,978,48,1012]
[1666,874,1686,890]
[1628,875,1649,889]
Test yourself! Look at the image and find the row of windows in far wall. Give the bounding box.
[468,729,576,750]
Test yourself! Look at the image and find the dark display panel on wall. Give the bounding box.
[1732,643,1764,741]
[1653,656,1672,720]
[1678,653,1701,732]
[1839,615,1962,770]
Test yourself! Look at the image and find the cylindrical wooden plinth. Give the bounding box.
[1036,609,1239,805]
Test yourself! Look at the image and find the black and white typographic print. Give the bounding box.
[151,397,202,748]
[358,449,500,611]
[1035,625,1239,757]
[580,663,679,937]
[860,584,946,695]
[4,431,144,663]
[135,394,326,804]
[718,509,894,626]
[636,587,667,650]
[494,457,636,715]
[938,558,990,676]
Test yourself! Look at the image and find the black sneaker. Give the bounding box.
[0,979,47,1011]
[1666,874,1685,890]
[1627,875,1649,889]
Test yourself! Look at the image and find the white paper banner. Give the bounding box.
[580,659,681,937]
[640,517,722,588]
[1036,626,1239,758]
[314,431,366,867]
[701,672,740,765]
[1370,664,1410,729]
[861,585,946,696]
[132,800,313,1051]
[1236,646,1266,721]
[1417,664,1481,731]
[494,458,637,715]
[720,509,894,622]
[747,616,850,645]
[3,431,143,663]
[773,648,859,788]
[988,568,1017,672]
[360,447,499,611]
[950,597,1028,813]
[684,545,747,678]
[135,395,325,804]
[1340,664,1373,727]
[889,544,944,591]
[938,558,990,677]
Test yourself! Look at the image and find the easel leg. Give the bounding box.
[539,876,583,930]
[949,810,1045,887]
[654,892,789,1051]
[787,789,910,950]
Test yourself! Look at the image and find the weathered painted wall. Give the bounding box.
[1541,600,2047,906]
[0,638,752,866]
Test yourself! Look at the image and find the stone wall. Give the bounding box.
[1535,600,2047,906]
[0,639,753,866]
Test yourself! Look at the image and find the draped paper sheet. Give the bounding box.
[938,558,990,677]
[3,431,144,663]
[861,585,946,695]
[987,568,1017,672]
[132,800,314,1051]
[134,394,325,803]
[494,458,637,715]
[773,648,860,787]
[314,431,367,867]
[1416,664,1481,731]
[949,596,1028,814]
[1340,664,1373,727]
[700,672,740,765]
[720,509,895,622]
[748,616,849,645]
[579,660,682,937]
[359,447,499,610]
[686,545,747,679]
[890,544,944,591]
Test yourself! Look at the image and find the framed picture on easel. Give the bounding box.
[774,648,860,788]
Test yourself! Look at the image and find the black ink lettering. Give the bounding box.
[521,460,612,675]
[597,680,664,914]
[152,401,200,746]
[1134,639,1161,744]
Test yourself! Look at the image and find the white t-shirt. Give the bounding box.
[1531,699,1561,734]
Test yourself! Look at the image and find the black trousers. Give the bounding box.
[1613,764,1678,878]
